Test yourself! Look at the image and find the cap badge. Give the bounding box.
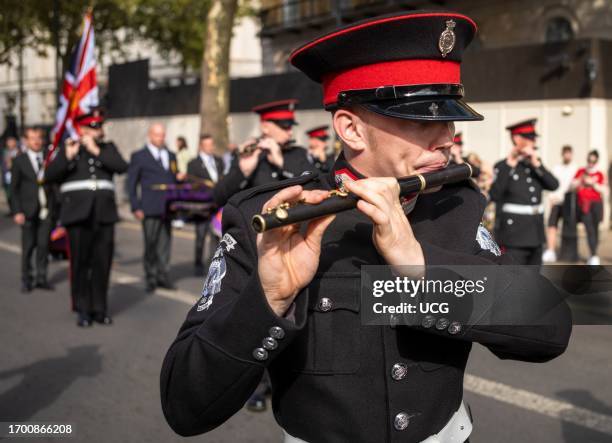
[438,20,456,58]
[429,103,439,116]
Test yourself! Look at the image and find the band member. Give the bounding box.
[490,119,559,265]
[127,123,185,293]
[45,111,128,326]
[187,134,224,275]
[10,127,55,292]
[572,150,606,265]
[450,132,480,178]
[161,12,571,442]
[305,125,334,173]
[543,145,577,263]
[213,101,314,205]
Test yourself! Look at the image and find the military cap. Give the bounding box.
[453,132,463,145]
[306,125,330,141]
[252,99,299,128]
[289,11,483,121]
[506,118,538,140]
[75,108,105,129]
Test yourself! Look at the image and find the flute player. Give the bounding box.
[161,12,571,442]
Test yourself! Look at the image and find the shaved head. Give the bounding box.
[148,123,166,148]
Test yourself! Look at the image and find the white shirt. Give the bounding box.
[550,162,578,205]
[26,148,44,175]
[199,152,218,183]
[147,142,169,170]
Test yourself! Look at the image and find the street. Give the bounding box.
[1,204,611,443]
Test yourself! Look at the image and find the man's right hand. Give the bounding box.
[13,213,25,225]
[133,210,145,221]
[257,186,335,317]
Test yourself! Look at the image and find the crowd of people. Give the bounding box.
[0,101,337,328]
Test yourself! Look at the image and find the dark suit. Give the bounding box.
[187,154,224,268]
[127,146,178,287]
[10,151,55,285]
[45,141,128,315]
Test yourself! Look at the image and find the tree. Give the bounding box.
[199,0,239,152]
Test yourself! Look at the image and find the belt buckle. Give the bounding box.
[90,180,97,191]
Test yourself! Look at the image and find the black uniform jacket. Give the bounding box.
[161,158,571,442]
[10,152,56,220]
[45,142,128,226]
[490,159,558,248]
[186,154,224,183]
[213,145,314,207]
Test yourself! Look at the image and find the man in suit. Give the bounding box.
[45,111,128,326]
[187,134,224,275]
[10,127,55,292]
[127,123,185,293]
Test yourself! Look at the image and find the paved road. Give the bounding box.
[1,207,611,442]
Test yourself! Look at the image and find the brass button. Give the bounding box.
[435,318,450,330]
[421,315,436,328]
[252,348,268,361]
[269,326,285,340]
[394,412,410,431]
[262,337,278,351]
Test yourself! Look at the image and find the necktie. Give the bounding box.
[205,156,218,183]
[157,152,166,170]
[36,155,42,172]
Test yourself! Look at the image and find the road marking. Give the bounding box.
[0,239,197,306]
[465,374,612,436]
[1,237,612,434]
[118,220,196,240]
[0,239,20,254]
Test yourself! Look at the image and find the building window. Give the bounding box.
[545,17,574,43]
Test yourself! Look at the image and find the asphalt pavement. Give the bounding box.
[1,201,611,443]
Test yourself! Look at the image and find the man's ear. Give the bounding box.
[260,121,270,137]
[332,107,368,153]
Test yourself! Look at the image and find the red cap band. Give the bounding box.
[322,59,461,106]
[511,125,536,135]
[76,115,104,127]
[308,129,328,138]
[260,110,295,122]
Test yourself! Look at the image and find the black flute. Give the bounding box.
[252,163,473,233]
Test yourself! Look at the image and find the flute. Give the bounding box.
[251,163,473,233]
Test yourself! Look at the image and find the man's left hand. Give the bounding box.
[344,178,424,268]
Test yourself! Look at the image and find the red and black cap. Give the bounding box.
[75,108,105,129]
[506,118,538,140]
[289,11,483,121]
[306,125,330,141]
[453,132,463,145]
[252,99,298,128]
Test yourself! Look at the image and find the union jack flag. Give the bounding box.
[48,12,98,163]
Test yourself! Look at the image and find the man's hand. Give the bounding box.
[81,135,100,157]
[133,210,145,221]
[522,145,541,168]
[13,213,25,225]
[65,138,80,161]
[258,137,284,169]
[344,178,424,270]
[257,186,335,316]
[176,172,187,181]
[238,147,262,177]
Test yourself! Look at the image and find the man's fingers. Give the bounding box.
[304,214,336,249]
[262,186,303,213]
[345,179,397,213]
[356,200,389,226]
